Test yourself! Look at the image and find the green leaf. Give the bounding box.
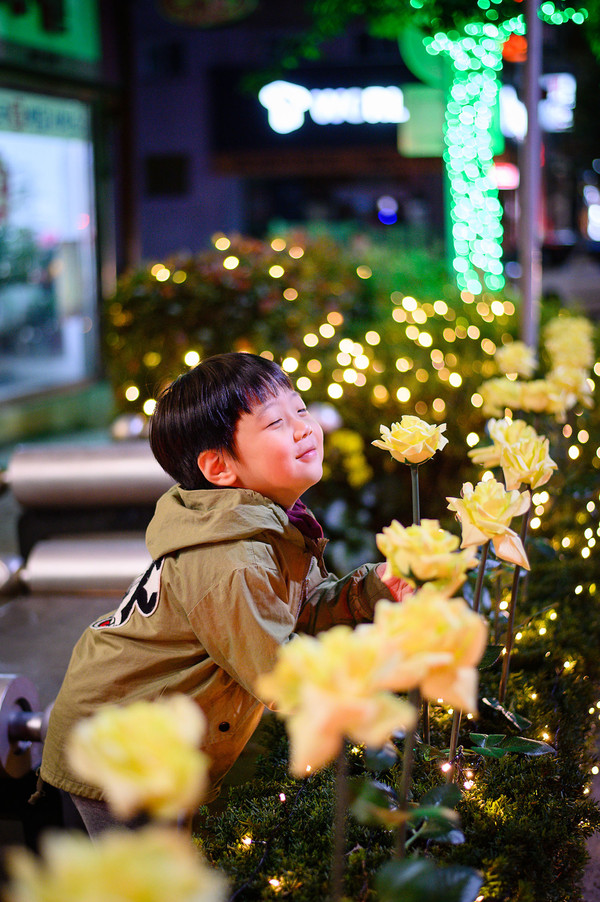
[473,745,508,758]
[420,743,447,761]
[481,697,532,730]
[349,778,404,827]
[496,736,556,756]
[470,733,506,748]
[469,733,511,758]
[478,645,505,670]
[376,860,484,902]
[419,782,463,809]
[469,733,555,757]
[363,743,398,772]
[419,822,465,844]
[408,804,459,826]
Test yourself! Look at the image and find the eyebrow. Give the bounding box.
[255,392,302,416]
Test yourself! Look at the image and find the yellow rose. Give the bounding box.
[518,378,559,414]
[67,695,209,822]
[494,341,537,378]
[479,377,523,417]
[447,478,530,569]
[372,416,448,464]
[376,518,478,595]
[468,417,539,468]
[547,366,593,410]
[371,587,488,713]
[256,626,416,776]
[286,682,416,776]
[544,315,595,369]
[514,377,569,421]
[499,435,557,490]
[4,826,227,902]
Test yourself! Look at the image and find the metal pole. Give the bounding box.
[519,0,543,350]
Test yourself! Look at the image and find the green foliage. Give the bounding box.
[376,859,483,902]
[197,525,600,899]
[105,230,600,898]
[294,0,600,60]
[104,228,527,536]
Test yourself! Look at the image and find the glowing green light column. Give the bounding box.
[426,23,520,294]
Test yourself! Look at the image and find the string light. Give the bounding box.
[425,5,587,293]
[426,23,509,293]
[184,350,200,367]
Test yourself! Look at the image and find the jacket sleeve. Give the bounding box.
[295,560,407,636]
[186,564,297,704]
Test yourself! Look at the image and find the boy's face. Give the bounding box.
[226,388,324,508]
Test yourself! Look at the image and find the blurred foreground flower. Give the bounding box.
[371,587,488,713]
[3,826,227,902]
[256,626,416,775]
[447,478,531,569]
[373,417,447,465]
[68,695,209,821]
[495,340,537,378]
[376,518,477,595]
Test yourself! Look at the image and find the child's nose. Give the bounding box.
[294,417,312,438]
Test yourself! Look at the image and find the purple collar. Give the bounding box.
[286,499,324,541]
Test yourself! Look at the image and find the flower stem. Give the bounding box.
[493,572,502,644]
[410,465,430,745]
[446,541,488,779]
[395,692,418,859]
[410,465,421,526]
[472,541,490,614]
[498,508,531,704]
[421,699,430,747]
[447,710,462,782]
[331,743,348,901]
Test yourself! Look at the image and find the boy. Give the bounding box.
[40,352,409,834]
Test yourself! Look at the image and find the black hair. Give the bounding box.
[149,352,293,489]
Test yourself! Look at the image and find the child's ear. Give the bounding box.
[197,450,239,487]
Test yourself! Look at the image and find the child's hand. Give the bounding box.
[376,563,412,603]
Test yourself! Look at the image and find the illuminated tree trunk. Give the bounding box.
[426,25,514,295]
[519,0,543,349]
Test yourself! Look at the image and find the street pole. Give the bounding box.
[519,0,543,350]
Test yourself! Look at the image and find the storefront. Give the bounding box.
[0,0,116,443]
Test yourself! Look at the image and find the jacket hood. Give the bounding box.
[146,485,304,559]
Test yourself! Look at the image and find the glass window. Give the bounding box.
[0,89,97,401]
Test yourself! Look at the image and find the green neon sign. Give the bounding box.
[0,0,100,63]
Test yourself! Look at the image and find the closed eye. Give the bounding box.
[267,418,282,428]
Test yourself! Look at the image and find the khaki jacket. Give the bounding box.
[41,486,395,801]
